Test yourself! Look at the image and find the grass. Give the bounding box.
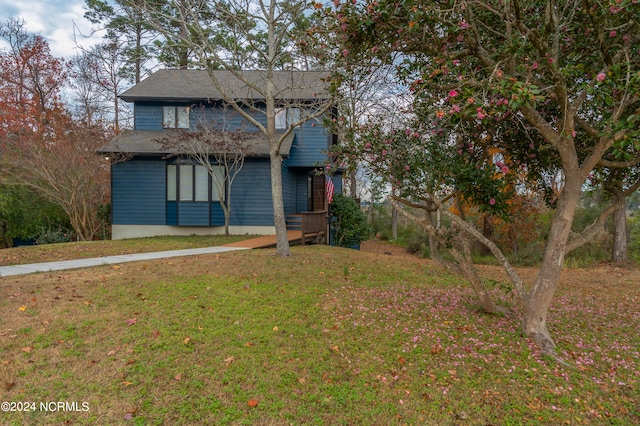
[0,241,638,425]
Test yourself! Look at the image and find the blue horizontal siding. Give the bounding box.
[112,159,166,225]
[133,102,334,168]
[211,202,224,226]
[167,201,178,225]
[134,103,263,132]
[168,201,224,226]
[296,173,309,212]
[177,203,210,226]
[134,104,163,130]
[229,159,274,226]
[281,161,296,215]
[286,119,332,167]
[193,107,258,131]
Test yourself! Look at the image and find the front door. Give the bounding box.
[308,174,326,211]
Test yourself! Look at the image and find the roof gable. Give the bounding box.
[120,69,332,102]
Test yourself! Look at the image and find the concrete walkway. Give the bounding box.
[0,231,319,278]
[0,246,248,278]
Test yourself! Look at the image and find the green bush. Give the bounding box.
[0,185,70,247]
[331,193,371,248]
[34,227,74,245]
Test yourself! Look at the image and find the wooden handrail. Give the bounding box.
[300,210,327,245]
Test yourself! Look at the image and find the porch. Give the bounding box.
[221,211,328,249]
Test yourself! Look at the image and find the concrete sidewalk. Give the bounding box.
[0,246,249,277]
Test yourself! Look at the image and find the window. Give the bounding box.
[167,164,225,202]
[275,107,300,130]
[179,165,194,201]
[163,106,190,129]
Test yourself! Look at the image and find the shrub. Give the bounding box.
[34,227,74,245]
[331,193,371,248]
[0,185,70,247]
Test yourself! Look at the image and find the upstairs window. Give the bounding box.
[275,107,300,130]
[163,106,190,129]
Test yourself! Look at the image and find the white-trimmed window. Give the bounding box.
[275,107,301,130]
[163,106,190,129]
[167,164,225,202]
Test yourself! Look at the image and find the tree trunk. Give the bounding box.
[224,174,231,237]
[349,170,357,198]
[391,202,398,240]
[480,214,493,256]
[270,149,291,256]
[523,178,581,352]
[223,201,230,237]
[612,195,627,263]
[429,210,441,260]
[455,233,501,315]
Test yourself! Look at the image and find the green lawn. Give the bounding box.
[0,242,638,425]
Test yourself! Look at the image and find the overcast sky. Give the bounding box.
[0,0,100,58]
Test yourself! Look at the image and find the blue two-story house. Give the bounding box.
[99,69,341,240]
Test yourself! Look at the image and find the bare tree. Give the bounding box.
[1,19,113,241]
[70,42,134,131]
[159,105,254,236]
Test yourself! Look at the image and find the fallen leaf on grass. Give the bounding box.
[183,337,190,345]
[224,356,235,366]
[247,399,259,407]
[18,305,27,312]
[4,381,15,391]
[152,330,161,338]
[21,347,32,353]
[125,318,137,326]
[175,373,182,381]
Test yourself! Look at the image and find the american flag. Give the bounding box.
[325,174,335,204]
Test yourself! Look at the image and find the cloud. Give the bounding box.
[0,0,101,58]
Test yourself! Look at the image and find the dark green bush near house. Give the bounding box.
[330,193,371,248]
[97,203,112,240]
[0,185,70,247]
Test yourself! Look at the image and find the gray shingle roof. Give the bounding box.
[97,129,295,157]
[120,69,332,102]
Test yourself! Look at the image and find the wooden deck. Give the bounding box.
[220,230,319,249]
